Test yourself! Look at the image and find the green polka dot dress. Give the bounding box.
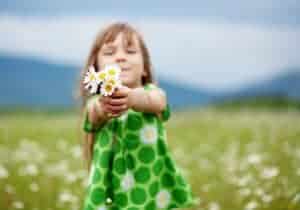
[82,83,200,210]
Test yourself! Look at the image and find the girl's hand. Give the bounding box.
[99,86,131,118]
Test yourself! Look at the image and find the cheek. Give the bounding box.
[130,54,144,68]
[97,56,114,70]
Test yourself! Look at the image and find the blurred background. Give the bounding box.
[0,1,300,210]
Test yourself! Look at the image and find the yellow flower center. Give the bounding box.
[108,69,116,76]
[98,72,106,80]
[89,74,95,81]
[105,84,113,92]
[107,79,116,86]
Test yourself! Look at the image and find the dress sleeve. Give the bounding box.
[143,83,171,122]
[82,95,103,133]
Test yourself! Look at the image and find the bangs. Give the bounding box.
[103,24,136,48]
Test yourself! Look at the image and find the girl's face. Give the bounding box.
[97,32,146,88]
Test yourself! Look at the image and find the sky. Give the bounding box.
[0,0,299,91]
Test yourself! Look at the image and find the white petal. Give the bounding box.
[84,83,91,90]
[95,72,104,84]
[100,83,115,96]
[83,75,90,84]
[104,64,121,76]
[89,65,96,73]
[90,83,98,94]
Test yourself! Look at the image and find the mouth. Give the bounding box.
[120,72,127,78]
[121,66,130,71]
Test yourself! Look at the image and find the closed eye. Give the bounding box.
[103,49,114,55]
[126,48,137,54]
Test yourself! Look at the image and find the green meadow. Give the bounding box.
[0,104,300,210]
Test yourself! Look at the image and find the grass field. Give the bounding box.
[0,106,300,210]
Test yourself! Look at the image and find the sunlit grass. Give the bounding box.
[0,107,299,210]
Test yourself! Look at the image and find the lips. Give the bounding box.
[121,71,127,77]
[121,67,130,71]
[120,69,128,77]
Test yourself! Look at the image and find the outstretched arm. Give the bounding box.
[128,86,167,115]
[86,96,112,128]
[91,85,168,120]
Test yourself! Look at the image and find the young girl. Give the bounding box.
[79,22,200,210]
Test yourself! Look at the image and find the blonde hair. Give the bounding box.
[76,22,156,172]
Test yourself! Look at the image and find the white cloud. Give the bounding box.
[0,15,299,90]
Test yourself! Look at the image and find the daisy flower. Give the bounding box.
[84,64,122,95]
[100,80,116,96]
[83,65,99,94]
[99,64,122,96]
[96,70,107,84]
[106,77,122,89]
[104,64,121,79]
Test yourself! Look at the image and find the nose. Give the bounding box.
[115,50,127,63]
[115,57,126,63]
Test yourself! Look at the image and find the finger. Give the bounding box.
[106,104,127,112]
[111,108,127,117]
[111,87,130,98]
[95,99,104,113]
[102,106,117,118]
[111,91,126,98]
[107,97,128,106]
[107,110,121,118]
[101,104,110,114]
[111,112,122,117]
[101,96,118,107]
[99,96,109,104]
[105,105,128,116]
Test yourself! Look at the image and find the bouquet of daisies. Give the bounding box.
[83,64,122,96]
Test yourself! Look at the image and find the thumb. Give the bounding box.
[120,86,130,94]
[113,85,130,97]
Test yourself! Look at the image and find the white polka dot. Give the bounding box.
[121,170,135,191]
[140,124,158,144]
[97,205,107,210]
[156,189,171,209]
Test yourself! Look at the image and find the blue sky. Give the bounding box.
[1,0,299,25]
[0,1,299,90]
